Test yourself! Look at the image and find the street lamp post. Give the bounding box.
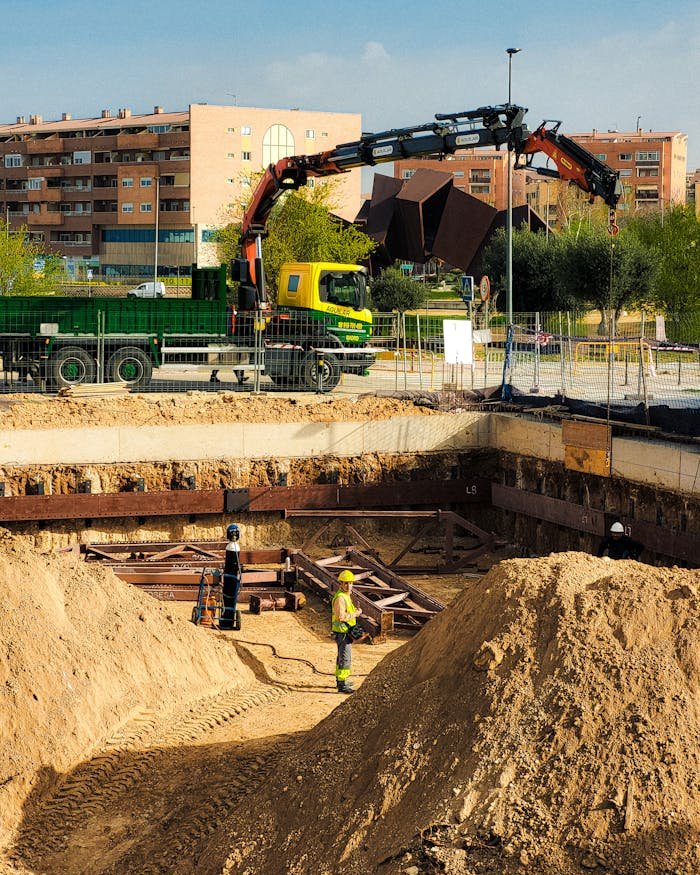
[506,47,521,326]
[154,176,160,289]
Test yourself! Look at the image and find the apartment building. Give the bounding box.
[0,104,362,277]
[393,150,525,212]
[687,169,700,217]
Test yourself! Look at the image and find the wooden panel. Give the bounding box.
[562,420,611,451]
[564,445,611,477]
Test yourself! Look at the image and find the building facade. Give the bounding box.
[686,169,700,217]
[393,150,525,212]
[0,104,362,277]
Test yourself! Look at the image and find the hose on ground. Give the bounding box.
[231,638,370,678]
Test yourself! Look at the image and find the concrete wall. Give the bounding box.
[488,413,700,496]
[0,411,488,467]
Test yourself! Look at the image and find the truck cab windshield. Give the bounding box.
[319,271,366,310]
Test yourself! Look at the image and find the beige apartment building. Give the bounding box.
[0,104,362,277]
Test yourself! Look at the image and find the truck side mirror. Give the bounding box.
[231,258,250,283]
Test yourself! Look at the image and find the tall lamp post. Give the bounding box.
[506,47,521,326]
[153,176,160,290]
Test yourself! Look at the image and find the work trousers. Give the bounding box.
[334,631,352,683]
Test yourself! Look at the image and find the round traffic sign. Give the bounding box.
[479,275,491,302]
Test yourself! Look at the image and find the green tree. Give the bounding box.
[216,178,375,300]
[369,266,427,312]
[0,222,63,296]
[481,226,572,311]
[624,205,700,312]
[555,224,656,331]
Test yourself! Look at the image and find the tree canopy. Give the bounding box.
[0,222,63,296]
[369,266,427,312]
[216,178,375,299]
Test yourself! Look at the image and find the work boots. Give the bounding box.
[337,681,355,694]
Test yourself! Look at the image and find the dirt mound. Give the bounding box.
[0,393,433,430]
[199,553,700,875]
[0,533,254,848]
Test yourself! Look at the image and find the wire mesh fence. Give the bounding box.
[0,292,697,414]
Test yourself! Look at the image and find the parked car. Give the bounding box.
[127,281,166,299]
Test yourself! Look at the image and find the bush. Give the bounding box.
[370,267,428,312]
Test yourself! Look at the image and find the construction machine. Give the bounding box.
[231,103,621,386]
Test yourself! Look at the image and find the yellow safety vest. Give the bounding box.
[331,590,357,633]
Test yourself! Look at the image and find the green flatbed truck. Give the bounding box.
[0,264,375,392]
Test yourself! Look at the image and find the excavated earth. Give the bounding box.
[2,393,700,875]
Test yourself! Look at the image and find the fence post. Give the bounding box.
[558,312,565,397]
[416,313,423,389]
[532,311,541,393]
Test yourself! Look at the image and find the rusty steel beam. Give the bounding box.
[226,479,489,513]
[491,483,699,566]
[131,585,288,603]
[0,490,225,522]
[492,483,606,535]
[113,569,280,586]
[0,478,488,524]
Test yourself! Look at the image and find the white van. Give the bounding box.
[127,281,166,299]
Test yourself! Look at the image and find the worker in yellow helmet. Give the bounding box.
[331,570,363,694]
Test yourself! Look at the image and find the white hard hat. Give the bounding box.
[610,522,624,534]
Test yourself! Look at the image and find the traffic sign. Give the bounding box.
[479,275,491,302]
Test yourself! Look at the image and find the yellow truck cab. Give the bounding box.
[276,262,372,347]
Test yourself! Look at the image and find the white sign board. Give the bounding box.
[443,319,473,365]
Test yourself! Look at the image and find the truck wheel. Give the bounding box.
[108,347,153,388]
[50,347,96,389]
[300,350,340,391]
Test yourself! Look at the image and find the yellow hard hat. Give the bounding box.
[338,570,355,583]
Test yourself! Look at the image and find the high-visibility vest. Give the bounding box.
[331,589,357,633]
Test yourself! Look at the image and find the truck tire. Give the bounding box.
[50,347,96,389]
[108,347,153,388]
[299,350,340,392]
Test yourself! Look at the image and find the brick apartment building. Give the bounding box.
[0,104,361,277]
[687,169,700,217]
[394,128,688,228]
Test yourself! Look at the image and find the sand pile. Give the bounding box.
[0,533,254,847]
[200,553,700,875]
[0,393,433,430]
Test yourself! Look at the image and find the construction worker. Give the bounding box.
[332,570,363,694]
[597,521,644,560]
[220,523,242,630]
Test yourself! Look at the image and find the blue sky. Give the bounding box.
[4,0,700,169]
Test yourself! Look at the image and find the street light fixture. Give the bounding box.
[506,47,521,326]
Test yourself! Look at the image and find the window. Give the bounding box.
[140,203,152,213]
[318,270,366,310]
[140,177,152,187]
[73,151,91,164]
[147,124,172,134]
[122,203,134,213]
[227,127,235,133]
[470,184,490,194]
[321,132,328,138]
[638,167,659,177]
[5,155,22,168]
[401,169,415,179]
[305,129,315,139]
[226,178,235,183]
[241,125,252,135]
[262,124,295,166]
[241,151,252,161]
[27,178,42,190]
[102,228,194,243]
[227,153,235,158]
[636,150,659,162]
[619,153,632,161]
[619,169,632,177]
[453,171,464,178]
[287,275,300,293]
[122,178,133,187]
[594,153,607,161]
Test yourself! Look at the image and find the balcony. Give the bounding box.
[117,133,159,149]
[25,138,65,154]
[28,211,63,226]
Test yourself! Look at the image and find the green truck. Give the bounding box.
[0,264,375,392]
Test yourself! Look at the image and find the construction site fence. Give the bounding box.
[0,305,697,413]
